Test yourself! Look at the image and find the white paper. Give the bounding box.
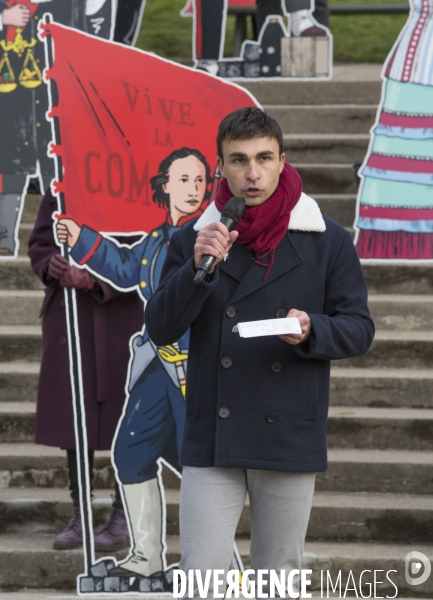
[232,318,302,338]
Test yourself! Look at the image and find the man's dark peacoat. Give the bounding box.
[28,190,144,450]
[145,194,374,472]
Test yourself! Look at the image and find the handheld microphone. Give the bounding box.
[194,196,245,284]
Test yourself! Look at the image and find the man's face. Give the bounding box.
[163,155,207,215]
[217,137,285,207]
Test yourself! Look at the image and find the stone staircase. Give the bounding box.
[1,65,433,597]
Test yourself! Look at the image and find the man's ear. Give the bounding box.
[279,153,286,173]
[162,183,167,193]
[217,156,225,178]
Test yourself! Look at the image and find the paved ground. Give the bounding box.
[332,63,382,81]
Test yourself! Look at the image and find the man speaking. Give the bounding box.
[145,107,374,597]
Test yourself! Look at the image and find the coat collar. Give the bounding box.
[193,192,325,303]
[194,192,326,233]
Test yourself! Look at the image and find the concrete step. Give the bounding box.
[2,486,432,544]
[0,363,39,403]
[327,406,433,451]
[168,488,433,543]
[0,445,179,491]
[240,78,382,106]
[2,363,432,410]
[296,164,358,194]
[284,134,369,164]
[0,487,217,538]
[0,326,42,362]
[0,258,42,291]
[369,295,433,331]
[363,264,433,295]
[313,194,356,227]
[3,402,433,449]
[18,223,33,256]
[266,105,377,135]
[0,289,431,332]
[0,402,36,443]
[0,488,117,535]
[2,444,432,495]
[330,368,433,409]
[0,291,43,326]
[323,448,433,494]
[340,330,433,369]
[21,194,42,224]
[0,534,432,597]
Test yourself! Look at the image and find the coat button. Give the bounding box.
[271,361,282,372]
[219,407,230,418]
[221,357,232,368]
[226,306,236,318]
[59,337,67,345]
[267,413,278,423]
[275,309,286,318]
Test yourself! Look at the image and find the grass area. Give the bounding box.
[329,0,408,62]
[135,0,409,63]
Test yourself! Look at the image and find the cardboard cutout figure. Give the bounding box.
[113,0,147,46]
[354,0,433,260]
[40,19,259,593]
[0,0,115,258]
[181,0,332,79]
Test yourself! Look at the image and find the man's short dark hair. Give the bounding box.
[217,107,284,160]
[150,147,212,209]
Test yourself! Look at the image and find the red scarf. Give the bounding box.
[215,162,302,279]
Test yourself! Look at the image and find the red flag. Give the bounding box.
[40,22,259,234]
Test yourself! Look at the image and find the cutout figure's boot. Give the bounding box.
[53,505,82,549]
[291,9,327,36]
[94,506,130,551]
[196,59,219,76]
[115,478,164,577]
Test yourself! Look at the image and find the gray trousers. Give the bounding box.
[178,466,316,599]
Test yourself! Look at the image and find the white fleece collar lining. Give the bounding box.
[194,193,326,233]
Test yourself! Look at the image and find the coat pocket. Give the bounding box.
[186,351,201,415]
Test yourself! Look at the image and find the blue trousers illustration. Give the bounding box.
[114,357,185,484]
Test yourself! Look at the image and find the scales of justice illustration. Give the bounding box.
[0,27,42,92]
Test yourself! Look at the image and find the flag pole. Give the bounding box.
[42,13,95,576]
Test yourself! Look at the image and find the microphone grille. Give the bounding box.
[221,196,245,224]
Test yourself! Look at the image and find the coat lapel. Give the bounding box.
[217,239,254,282]
[194,192,323,301]
[226,233,304,304]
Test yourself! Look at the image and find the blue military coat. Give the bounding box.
[70,220,189,391]
[145,194,375,473]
